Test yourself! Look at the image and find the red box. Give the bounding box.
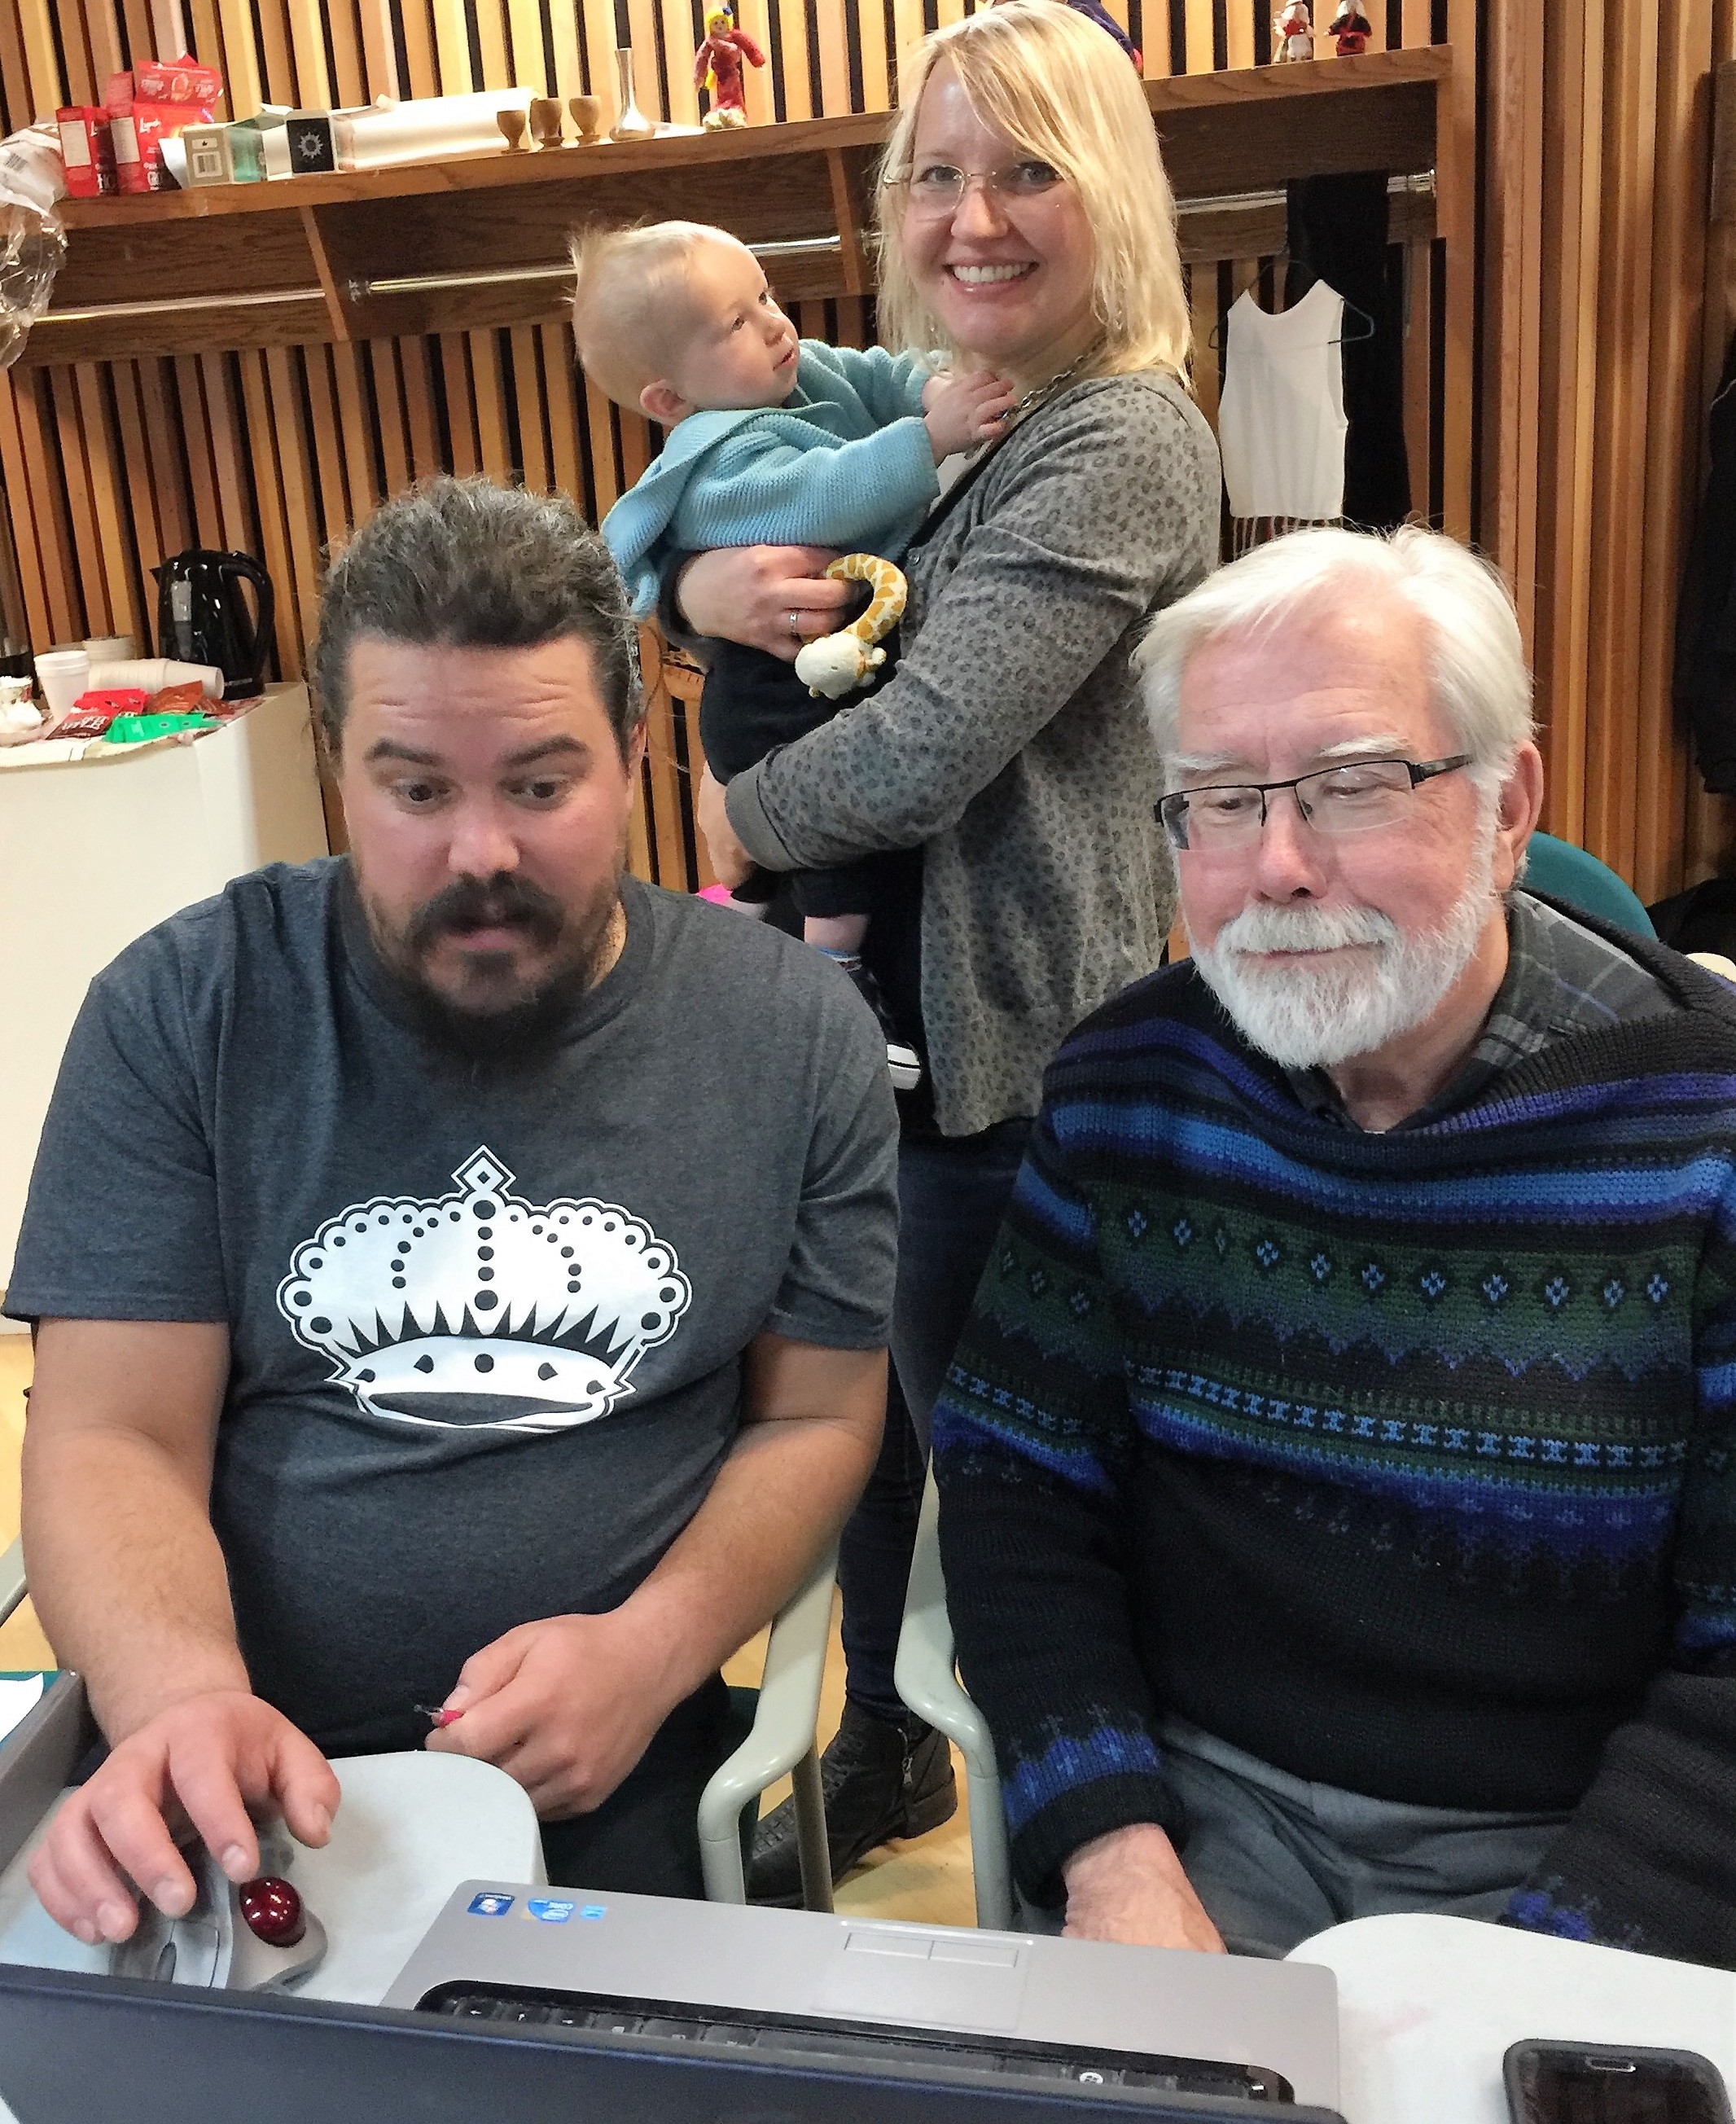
[112,99,211,191]
[105,56,223,111]
[134,55,222,105]
[55,108,115,198]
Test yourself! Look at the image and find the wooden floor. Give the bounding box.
[0,1331,976,1925]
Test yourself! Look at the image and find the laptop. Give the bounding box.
[380,1882,1340,2110]
[0,1963,1349,2124]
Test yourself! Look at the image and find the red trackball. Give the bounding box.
[239,1876,307,1946]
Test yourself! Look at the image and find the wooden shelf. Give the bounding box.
[56,108,892,226]
[32,46,1451,364]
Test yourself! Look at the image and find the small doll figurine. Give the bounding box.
[695,5,765,129]
[1329,2,1372,54]
[1274,1,1313,60]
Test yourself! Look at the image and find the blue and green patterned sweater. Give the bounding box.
[933,920,1736,1968]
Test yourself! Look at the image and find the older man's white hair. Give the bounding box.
[1135,524,1535,799]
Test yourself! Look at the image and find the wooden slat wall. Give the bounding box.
[1482,0,1736,901]
[0,0,1471,898]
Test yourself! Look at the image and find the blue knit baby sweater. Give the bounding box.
[601,343,938,617]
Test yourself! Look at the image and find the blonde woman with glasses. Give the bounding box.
[686,0,1221,1902]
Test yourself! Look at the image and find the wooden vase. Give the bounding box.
[528,97,563,148]
[568,94,602,143]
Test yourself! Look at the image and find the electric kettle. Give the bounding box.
[152,549,275,701]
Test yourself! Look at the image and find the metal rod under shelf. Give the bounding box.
[38,284,327,326]
[346,234,844,304]
[35,172,1432,331]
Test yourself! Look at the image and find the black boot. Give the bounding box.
[747,1701,958,1907]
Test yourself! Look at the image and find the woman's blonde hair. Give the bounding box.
[875,1,1190,381]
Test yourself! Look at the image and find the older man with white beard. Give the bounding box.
[932,525,1736,1972]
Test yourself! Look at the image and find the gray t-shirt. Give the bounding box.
[6,861,897,1755]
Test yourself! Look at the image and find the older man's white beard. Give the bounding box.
[1189,827,1498,1071]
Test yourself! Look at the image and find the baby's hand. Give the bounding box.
[923,367,1019,460]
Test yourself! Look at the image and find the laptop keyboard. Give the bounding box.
[417,1983,1292,2104]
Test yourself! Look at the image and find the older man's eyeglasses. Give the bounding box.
[1156,755,1473,853]
[884,159,1065,217]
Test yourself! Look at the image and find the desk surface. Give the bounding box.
[1289,1912,1736,2123]
[0,1751,541,2005]
[3,1801,1729,2124]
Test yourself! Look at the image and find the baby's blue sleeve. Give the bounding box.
[670,422,940,553]
[822,345,933,427]
[598,494,665,619]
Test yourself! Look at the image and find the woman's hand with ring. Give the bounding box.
[697,766,756,889]
[676,546,851,662]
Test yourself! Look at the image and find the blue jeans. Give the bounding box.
[838,1119,1032,1721]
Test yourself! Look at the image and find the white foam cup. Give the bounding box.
[33,647,90,722]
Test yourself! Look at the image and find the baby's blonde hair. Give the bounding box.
[568,220,739,409]
[875,0,1190,382]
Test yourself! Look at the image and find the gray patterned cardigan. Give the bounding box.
[724,369,1221,1137]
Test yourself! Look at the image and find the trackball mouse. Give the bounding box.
[110,1822,328,1992]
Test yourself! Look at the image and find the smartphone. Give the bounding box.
[1506,2040,1734,2124]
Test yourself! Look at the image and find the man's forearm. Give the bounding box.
[23,1428,247,1740]
[617,1383,883,1712]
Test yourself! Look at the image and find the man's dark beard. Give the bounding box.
[365,868,622,1062]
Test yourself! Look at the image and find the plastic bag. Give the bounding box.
[0,125,64,372]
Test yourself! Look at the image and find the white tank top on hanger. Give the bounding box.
[1217,279,1349,526]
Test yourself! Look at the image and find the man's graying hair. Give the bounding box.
[1136,524,1536,801]
[313,476,643,757]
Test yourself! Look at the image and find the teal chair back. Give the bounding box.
[1523,832,1655,940]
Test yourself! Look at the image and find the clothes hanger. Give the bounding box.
[1206,255,1376,349]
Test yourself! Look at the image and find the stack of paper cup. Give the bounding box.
[33,647,90,725]
[86,657,225,699]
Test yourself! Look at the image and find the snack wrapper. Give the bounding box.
[148,680,209,716]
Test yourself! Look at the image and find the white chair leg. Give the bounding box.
[698,1546,837,1907]
[0,1538,25,1628]
[790,1744,833,1914]
[893,1473,1015,1931]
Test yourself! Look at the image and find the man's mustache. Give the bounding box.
[405,873,566,957]
[1217,902,1399,958]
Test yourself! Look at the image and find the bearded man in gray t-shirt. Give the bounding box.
[5,477,897,1946]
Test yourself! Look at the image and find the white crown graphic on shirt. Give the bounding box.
[274,1149,691,1433]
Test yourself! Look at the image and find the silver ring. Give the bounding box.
[787,609,802,640]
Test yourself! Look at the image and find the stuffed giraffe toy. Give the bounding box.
[793,554,909,700]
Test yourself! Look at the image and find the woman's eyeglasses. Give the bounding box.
[884,159,1065,218]
[1155,755,1474,852]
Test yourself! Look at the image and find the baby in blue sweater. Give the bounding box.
[574,220,1012,1086]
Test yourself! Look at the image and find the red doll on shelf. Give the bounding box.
[1274,2,1314,60]
[695,5,765,129]
[1329,3,1373,55]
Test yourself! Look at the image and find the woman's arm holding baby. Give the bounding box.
[704,382,1214,875]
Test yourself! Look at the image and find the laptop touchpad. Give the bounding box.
[818,1930,1028,2032]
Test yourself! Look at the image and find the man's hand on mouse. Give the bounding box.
[424,1609,677,1819]
[28,1690,340,1947]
